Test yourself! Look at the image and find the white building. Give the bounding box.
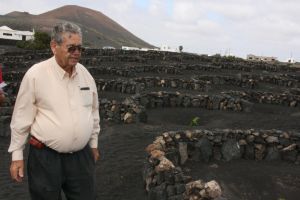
[102,46,115,50]
[121,45,179,52]
[0,26,34,43]
[160,45,179,52]
[286,57,296,64]
[121,46,140,51]
[246,54,278,62]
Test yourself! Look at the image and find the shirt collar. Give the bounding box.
[51,56,78,80]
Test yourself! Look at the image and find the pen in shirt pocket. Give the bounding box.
[80,87,90,90]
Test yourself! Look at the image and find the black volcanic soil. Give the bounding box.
[1,51,300,200]
[1,105,300,200]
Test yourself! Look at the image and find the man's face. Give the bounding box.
[51,33,83,69]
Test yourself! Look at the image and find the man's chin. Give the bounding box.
[69,60,79,66]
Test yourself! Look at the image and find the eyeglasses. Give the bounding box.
[67,45,85,53]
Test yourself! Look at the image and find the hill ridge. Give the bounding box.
[0,5,153,48]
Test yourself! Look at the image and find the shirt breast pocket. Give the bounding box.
[80,90,93,107]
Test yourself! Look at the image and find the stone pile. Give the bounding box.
[143,128,300,199]
[100,98,147,124]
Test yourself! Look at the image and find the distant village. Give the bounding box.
[0,25,298,65]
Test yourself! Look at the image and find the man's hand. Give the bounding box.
[10,160,24,182]
[91,148,100,163]
[0,90,5,104]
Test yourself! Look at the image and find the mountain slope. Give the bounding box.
[0,5,154,48]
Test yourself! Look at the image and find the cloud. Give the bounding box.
[148,0,168,16]
[0,0,55,14]
[105,0,134,13]
[172,1,204,22]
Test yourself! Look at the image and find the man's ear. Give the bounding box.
[50,40,57,55]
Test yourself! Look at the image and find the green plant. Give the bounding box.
[16,31,51,50]
[189,117,200,126]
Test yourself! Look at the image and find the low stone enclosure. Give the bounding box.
[0,99,147,136]
[99,88,300,124]
[1,49,299,74]
[4,66,299,89]
[130,92,244,111]
[95,75,256,94]
[1,88,299,136]
[224,90,299,107]
[1,49,299,135]
[143,129,300,200]
[4,71,299,96]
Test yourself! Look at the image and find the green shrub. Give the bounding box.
[16,31,50,50]
[189,117,200,126]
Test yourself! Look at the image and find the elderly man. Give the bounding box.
[8,22,100,200]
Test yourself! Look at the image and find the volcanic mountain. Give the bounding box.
[0,5,154,48]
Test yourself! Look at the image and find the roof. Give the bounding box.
[0,26,34,36]
[0,26,13,31]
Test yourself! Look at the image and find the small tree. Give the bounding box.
[16,31,51,50]
[179,45,183,53]
[34,31,51,49]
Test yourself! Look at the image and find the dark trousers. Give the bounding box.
[27,144,96,200]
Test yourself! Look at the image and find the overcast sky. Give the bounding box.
[0,0,299,61]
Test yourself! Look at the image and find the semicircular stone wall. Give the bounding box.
[143,129,300,200]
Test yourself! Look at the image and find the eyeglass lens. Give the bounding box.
[68,45,85,53]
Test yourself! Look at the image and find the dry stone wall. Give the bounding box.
[144,128,300,199]
[88,65,182,77]
[130,91,244,112]
[241,74,299,88]
[100,98,147,124]
[224,90,299,107]
[0,107,13,137]
[0,99,147,137]
[1,49,299,136]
